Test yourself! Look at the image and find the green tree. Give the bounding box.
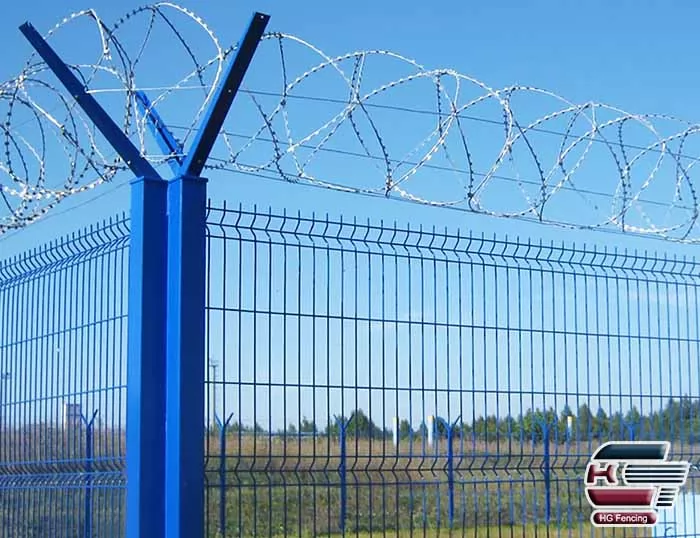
[435,418,448,438]
[299,417,317,435]
[459,420,472,437]
[484,415,499,438]
[346,409,383,438]
[314,397,700,446]
[558,404,574,441]
[625,406,641,426]
[520,408,549,442]
[577,404,593,437]
[500,416,517,438]
[416,421,428,441]
[520,410,535,440]
[398,419,413,440]
[325,416,343,437]
[610,411,624,438]
[663,398,681,440]
[326,409,383,439]
[472,416,486,440]
[645,410,661,439]
[594,408,609,439]
[691,416,700,442]
[680,396,694,420]
[251,422,265,433]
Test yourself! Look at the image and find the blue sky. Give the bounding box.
[3,0,700,248]
[2,1,700,434]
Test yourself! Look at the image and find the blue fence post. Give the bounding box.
[154,14,269,538]
[336,416,348,532]
[216,413,234,536]
[538,420,551,525]
[625,421,638,441]
[163,174,208,538]
[421,420,429,528]
[16,23,171,538]
[126,177,169,538]
[17,12,270,538]
[408,428,415,525]
[83,410,99,538]
[435,416,461,528]
[446,422,454,528]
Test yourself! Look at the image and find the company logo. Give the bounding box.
[584,441,690,528]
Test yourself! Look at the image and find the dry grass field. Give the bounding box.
[2,426,696,536]
[293,524,655,538]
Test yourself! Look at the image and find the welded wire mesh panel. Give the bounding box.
[0,217,129,537]
[205,203,700,537]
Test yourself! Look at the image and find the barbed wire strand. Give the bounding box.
[2,4,700,242]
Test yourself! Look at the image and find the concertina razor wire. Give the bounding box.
[2,2,700,242]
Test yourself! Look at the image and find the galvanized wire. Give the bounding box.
[4,4,700,242]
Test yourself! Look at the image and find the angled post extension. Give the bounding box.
[20,11,270,538]
[19,21,170,538]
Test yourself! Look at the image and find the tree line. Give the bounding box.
[219,397,700,442]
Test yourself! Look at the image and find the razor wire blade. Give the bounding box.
[2,3,700,243]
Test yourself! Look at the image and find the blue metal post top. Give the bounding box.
[20,11,271,184]
[135,90,184,175]
[180,12,270,178]
[19,23,162,181]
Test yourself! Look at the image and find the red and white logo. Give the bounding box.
[584,441,690,528]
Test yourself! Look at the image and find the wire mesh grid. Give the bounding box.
[203,203,700,537]
[0,215,129,537]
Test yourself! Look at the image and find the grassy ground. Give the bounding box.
[202,433,691,537]
[302,525,654,538]
[1,427,696,537]
[203,433,580,535]
[298,524,655,538]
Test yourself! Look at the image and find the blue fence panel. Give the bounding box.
[2,200,700,537]
[0,216,130,537]
[204,203,700,537]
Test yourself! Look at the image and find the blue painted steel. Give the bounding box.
[18,23,161,180]
[215,413,234,536]
[83,410,99,538]
[180,12,270,177]
[12,11,700,537]
[199,205,700,535]
[435,416,461,528]
[7,201,700,534]
[336,417,348,532]
[126,177,168,538]
[126,12,269,537]
[0,216,130,536]
[20,11,271,538]
[540,421,551,525]
[164,175,208,538]
[134,91,184,175]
